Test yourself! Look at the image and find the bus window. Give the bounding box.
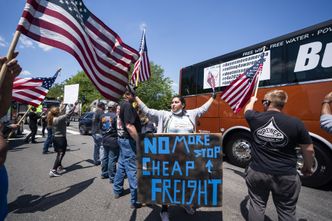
[181,66,197,95]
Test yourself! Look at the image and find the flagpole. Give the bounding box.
[134,29,146,87]
[253,46,266,98]
[135,69,140,87]
[0,31,21,88]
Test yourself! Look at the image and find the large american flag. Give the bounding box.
[221,53,265,113]
[12,71,59,107]
[131,29,151,85]
[17,0,139,101]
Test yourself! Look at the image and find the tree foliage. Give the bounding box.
[134,62,174,110]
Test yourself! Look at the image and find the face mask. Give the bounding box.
[171,109,183,116]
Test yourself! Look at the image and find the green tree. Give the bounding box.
[64,71,102,111]
[47,83,64,99]
[134,62,174,110]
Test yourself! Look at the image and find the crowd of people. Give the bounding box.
[0,53,332,221]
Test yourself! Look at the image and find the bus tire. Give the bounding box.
[225,131,252,168]
[79,125,87,135]
[300,141,332,188]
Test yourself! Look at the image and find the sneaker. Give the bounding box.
[49,169,61,177]
[183,205,196,215]
[42,151,49,154]
[114,193,121,199]
[94,161,101,166]
[100,174,109,179]
[160,211,170,221]
[57,166,66,173]
[130,203,142,209]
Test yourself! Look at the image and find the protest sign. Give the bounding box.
[64,84,79,104]
[137,133,223,207]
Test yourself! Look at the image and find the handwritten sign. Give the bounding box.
[137,133,223,207]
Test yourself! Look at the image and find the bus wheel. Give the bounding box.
[225,131,252,168]
[79,125,87,135]
[298,141,332,188]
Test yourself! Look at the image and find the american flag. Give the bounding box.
[221,53,265,113]
[130,29,151,85]
[12,71,59,107]
[17,0,139,101]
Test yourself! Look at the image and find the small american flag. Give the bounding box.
[221,53,265,113]
[12,71,59,107]
[207,72,216,92]
[17,0,139,101]
[131,29,151,85]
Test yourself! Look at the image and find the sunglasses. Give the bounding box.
[261,99,271,105]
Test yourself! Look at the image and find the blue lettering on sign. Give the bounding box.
[144,135,212,155]
[209,179,222,205]
[162,179,173,203]
[173,136,189,153]
[150,179,222,206]
[197,180,208,205]
[171,161,182,176]
[151,178,161,201]
[152,160,160,176]
[142,157,150,176]
[144,137,170,154]
[187,180,197,204]
[193,146,222,158]
[142,159,195,176]
[173,179,181,204]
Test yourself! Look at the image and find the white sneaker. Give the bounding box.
[160,211,169,221]
[49,169,61,177]
[183,205,195,215]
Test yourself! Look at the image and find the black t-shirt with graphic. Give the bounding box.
[119,101,141,139]
[245,110,312,175]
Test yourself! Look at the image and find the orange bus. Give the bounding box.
[179,19,332,187]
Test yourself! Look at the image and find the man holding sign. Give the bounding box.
[131,84,216,221]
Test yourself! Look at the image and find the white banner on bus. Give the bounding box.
[203,51,271,89]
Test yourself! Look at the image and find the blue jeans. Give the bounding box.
[0,165,8,221]
[43,128,53,152]
[101,139,119,182]
[92,134,102,164]
[113,138,137,205]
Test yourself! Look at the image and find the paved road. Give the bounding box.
[5,122,332,221]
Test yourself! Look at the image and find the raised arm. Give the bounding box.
[0,52,22,118]
[135,96,168,118]
[194,96,214,117]
[244,96,258,113]
[320,92,332,133]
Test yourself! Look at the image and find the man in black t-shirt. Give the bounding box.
[244,90,314,221]
[113,85,141,209]
[24,107,40,143]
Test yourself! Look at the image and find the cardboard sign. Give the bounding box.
[137,133,223,207]
[63,84,79,104]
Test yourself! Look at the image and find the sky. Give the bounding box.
[0,0,331,94]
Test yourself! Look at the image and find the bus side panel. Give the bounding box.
[197,94,219,117]
[184,96,197,110]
